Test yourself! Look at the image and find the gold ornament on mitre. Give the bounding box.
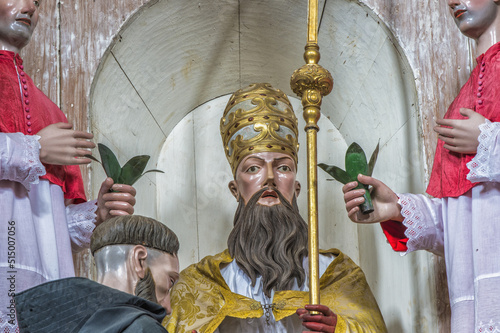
[221,83,299,175]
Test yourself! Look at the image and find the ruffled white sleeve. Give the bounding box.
[66,199,97,252]
[0,132,46,189]
[467,119,500,183]
[398,193,445,257]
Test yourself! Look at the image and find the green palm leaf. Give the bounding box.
[98,143,121,181]
[119,155,150,185]
[367,142,380,177]
[318,163,351,184]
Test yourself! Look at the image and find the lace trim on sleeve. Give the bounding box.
[398,194,443,256]
[23,135,46,187]
[0,133,46,189]
[66,199,97,252]
[467,119,500,183]
[398,194,426,255]
[398,193,444,256]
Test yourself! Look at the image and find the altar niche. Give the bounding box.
[88,0,434,331]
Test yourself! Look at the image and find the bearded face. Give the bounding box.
[135,267,158,304]
[227,187,308,298]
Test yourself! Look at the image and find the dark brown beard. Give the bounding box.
[134,267,158,304]
[228,188,308,298]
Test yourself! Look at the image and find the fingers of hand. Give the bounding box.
[304,304,335,316]
[107,209,133,217]
[75,139,96,149]
[438,134,457,146]
[347,206,361,219]
[98,178,114,195]
[302,315,337,326]
[111,184,137,197]
[297,304,337,332]
[357,174,378,187]
[342,181,358,194]
[345,196,365,213]
[104,200,135,215]
[435,117,454,127]
[56,122,73,129]
[302,321,335,333]
[296,308,308,316]
[343,187,365,203]
[459,108,474,117]
[72,156,93,165]
[103,191,136,206]
[434,125,454,137]
[443,143,475,154]
[73,130,94,140]
[75,148,93,158]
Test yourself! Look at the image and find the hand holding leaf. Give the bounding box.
[86,143,164,187]
[319,142,379,214]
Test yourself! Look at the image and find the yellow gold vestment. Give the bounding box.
[164,249,387,333]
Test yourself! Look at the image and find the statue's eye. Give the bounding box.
[246,166,260,173]
[278,165,291,172]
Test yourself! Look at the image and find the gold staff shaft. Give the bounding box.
[306,118,320,307]
[308,0,318,43]
[291,0,333,310]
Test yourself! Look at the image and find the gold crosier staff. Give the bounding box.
[290,0,333,309]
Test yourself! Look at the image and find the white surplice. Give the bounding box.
[0,133,97,332]
[399,120,500,333]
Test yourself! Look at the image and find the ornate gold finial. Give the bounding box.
[221,83,299,175]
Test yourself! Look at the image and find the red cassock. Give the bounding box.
[0,51,86,203]
[381,42,500,251]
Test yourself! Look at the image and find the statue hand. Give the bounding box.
[297,304,337,333]
[37,122,95,165]
[342,174,403,223]
[95,177,136,226]
[435,108,486,154]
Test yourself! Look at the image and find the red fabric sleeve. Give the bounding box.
[380,220,408,252]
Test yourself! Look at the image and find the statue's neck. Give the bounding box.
[476,19,500,56]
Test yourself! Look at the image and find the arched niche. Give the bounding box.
[89,0,435,330]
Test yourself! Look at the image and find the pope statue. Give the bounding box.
[165,83,387,333]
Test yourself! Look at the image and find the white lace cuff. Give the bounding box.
[0,133,46,190]
[398,193,444,256]
[467,119,500,183]
[66,199,98,252]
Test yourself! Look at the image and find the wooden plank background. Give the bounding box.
[20,0,474,331]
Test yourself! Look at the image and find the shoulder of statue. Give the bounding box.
[176,249,233,288]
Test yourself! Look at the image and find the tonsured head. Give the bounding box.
[90,215,180,314]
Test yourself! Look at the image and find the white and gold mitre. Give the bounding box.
[220,83,299,175]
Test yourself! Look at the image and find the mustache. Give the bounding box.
[245,186,296,209]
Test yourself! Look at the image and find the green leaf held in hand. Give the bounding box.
[90,143,164,187]
[318,163,351,185]
[98,143,121,181]
[367,142,380,177]
[345,142,368,181]
[319,141,380,215]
